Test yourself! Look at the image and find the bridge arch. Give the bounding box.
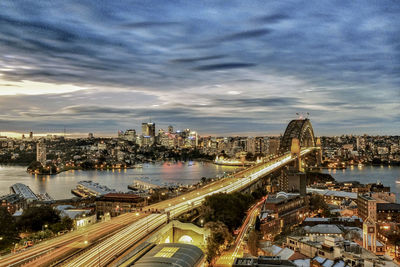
[280,119,316,152]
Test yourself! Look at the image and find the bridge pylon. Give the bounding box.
[290,138,303,172]
[316,137,322,167]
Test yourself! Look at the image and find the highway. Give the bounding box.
[0,212,149,267]
[215,197,264,267]
[64,148,314,267]
[0,148,314,267]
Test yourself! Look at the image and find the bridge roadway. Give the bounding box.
[0,148,314,267]
[64,148,314,267]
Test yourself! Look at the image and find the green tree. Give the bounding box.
[205,221,233,263]
[248,230,259,256]
[309,194,331,216]
[0,208,19,251]
[50,217,74,233]
[17,206,61,232]
[201,192,254,231]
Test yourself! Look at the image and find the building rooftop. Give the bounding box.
[10,183,38,200]
[0,193,21,203]
[102,193,142,200]
[307,188,357,199]
[293,259,310,267]
[61,209,91,219]
[358,194,375,201]
[134,243,204,267]
[233,256,296,267]
[305,224,343,235]
[265,193,300,204]
[77,181,116,196]
[304,217,329,222]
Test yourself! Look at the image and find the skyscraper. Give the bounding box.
[142,122,155,137]
[36,140,46,166]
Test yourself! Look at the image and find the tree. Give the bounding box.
[0,208,19,251]
[80,161,95,169]
[201,192,254,231]
[246,152,255,161]
[205,221,233,263]
[255,216,261,231]
[17,206,61,232]
[248,230,259,256]
[50,217,73,233]
[387,233,400,258]
[309,194,330,216]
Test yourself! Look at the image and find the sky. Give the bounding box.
[0,0,399,137]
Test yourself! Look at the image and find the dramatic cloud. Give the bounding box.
[219,29,272,41]
[193,63,256,71]
[0,0,399,136]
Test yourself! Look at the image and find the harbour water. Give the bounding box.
[0,163,399,200]
[323,165,400,200]
[0,162,238,199]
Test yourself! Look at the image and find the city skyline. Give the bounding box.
[0,1,399,136]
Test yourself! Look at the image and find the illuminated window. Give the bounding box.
[155,247,179,258]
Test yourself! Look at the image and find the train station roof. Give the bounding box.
[134,243,204,267]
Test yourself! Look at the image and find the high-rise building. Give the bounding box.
[124,129,136,142]
[279,166,306,196]
[168,125,173,133]
[36,140,46,166]
[29,131,33,139]
[142,122,155,137]
[268,138,280,156]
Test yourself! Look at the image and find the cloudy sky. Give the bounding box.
[0,1,399,137]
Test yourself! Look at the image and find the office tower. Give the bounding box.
[36,140,46,166]
[279,166,306,196]
[142,122,155,137]
[124,129,136,141]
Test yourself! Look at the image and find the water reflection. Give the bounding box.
[323,165,400,202]
[0,162,238,200]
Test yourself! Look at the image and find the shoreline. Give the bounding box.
[25,159,222,176]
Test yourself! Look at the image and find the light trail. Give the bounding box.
[64,148,314,267]
[0,148,314,267]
